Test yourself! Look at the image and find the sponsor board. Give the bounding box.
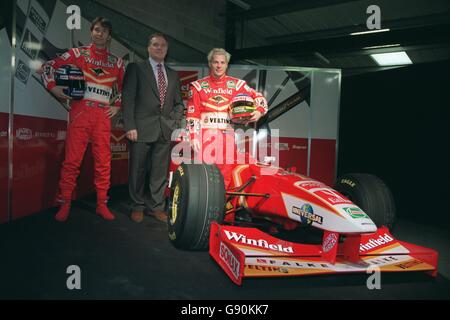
[29,6,47,33]
[111,142,128,160]
[56,130,66,141]
[16,128,32,140]
[16,60,31,84]
[20,29,39,59]
[34,131,55,138]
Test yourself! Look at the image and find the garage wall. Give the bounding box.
[338,60,450,226]
[96,0,226,54]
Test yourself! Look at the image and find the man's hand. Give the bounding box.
[50,86,72,102]
[248,110,262,123]
[190,138,201,154]
[105,106,120,118]
[126,129,138,142]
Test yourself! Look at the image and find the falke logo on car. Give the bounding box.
[322,233,338,253]
[360,233,394,252]
[343,207,368,219]
[223,230,294,253]
[219,242,240,280]
[16,128,32,140]
[253,257,330,269]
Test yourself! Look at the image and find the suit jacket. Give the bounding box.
[122,60,184,142]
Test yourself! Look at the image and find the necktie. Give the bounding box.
[157,63,167,107]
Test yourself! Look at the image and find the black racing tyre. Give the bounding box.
[334,173,396,229]
[168,163,225,250]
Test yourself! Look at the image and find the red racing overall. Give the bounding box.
[186,74,268,187]
[42,44,124,204]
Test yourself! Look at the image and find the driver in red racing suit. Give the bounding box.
[186,48,268,188]
[41,18,124,222]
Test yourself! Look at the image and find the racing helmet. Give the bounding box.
[229,93,256,124]
[54,64,85,100]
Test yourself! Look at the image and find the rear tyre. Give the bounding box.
[168,163,225,250]
[334,173,396,229]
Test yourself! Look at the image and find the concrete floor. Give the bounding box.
[1,186,449,300]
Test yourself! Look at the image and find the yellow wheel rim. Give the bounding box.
[170,182,180,225]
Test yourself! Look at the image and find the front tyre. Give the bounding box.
[168,163,225,250]
[334,173,396,229]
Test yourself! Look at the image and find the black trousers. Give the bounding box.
[128,136,171,212]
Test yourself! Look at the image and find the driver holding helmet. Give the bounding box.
[186,48,268,187]
[41,17,124,222]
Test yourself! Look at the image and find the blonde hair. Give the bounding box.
[207,48,231,63]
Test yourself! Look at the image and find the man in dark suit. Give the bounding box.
[122,33,184,223]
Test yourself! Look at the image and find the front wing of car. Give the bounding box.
[209,223,438,285]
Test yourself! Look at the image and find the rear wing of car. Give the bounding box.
[209,222,438,285]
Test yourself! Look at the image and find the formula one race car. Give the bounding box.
[167,162,438,285]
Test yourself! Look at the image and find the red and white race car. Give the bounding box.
[167,162,438,285]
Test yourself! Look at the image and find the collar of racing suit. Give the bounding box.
[209,73,228,84]
[90,43,108,58]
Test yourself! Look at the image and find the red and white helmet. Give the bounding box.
[229,93,256,124]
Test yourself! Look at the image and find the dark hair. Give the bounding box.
[148,33,169,46]
[90,17,112,35]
